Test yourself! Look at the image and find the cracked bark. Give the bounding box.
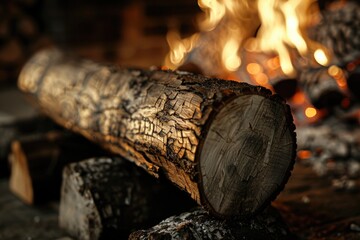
[18,48,296,218]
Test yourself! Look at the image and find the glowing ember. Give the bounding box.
[297,150,312,160]
[305,107,317,118]
[328,65,347,89]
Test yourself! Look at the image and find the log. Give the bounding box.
[270,78,298,100]
[9,130,105,204]
[347,65,360,100]
[296,119,360,177]
[129,207,291,240]
[0,88,56,177]
[298,67,344,109]
[18,48,296,217]
[59,157,196,240]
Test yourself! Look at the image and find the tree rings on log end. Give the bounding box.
[199,94,295,217]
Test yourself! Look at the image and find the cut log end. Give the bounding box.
[200,95,295,217]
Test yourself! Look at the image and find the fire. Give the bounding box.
[164,0,330,78]
[305,107,317,118]
[314,49,329,66]
[222,37,241,71]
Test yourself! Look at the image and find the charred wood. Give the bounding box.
[270,78,298,100]
[298,67,344,109]
[129,207,291,240]
[59,157,195,240]
[18,48,296,218]
[346,65,360,100]
[297,119,360,177]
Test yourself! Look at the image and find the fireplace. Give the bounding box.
[0,0,360,239]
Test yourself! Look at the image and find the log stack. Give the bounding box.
[18,48,296,219]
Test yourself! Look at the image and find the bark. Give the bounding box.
[129,207,292,240]
[9,130,105,204]
[18,48,296,218]
[59,157,195,240]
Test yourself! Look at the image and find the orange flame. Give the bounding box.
[164,0,330,77]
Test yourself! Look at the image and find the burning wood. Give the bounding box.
[297,118,360,180]
[60,157,195,239]
[18,48,296,218]
[298,66,344,109]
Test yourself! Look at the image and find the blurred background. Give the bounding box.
[0,0,200,87]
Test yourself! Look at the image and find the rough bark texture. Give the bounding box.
[59,157,195,240]
[18,48,296,217]
[9,130,105,204]
[129,207,292,240]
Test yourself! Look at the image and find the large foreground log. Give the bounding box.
[18,49,296,217]
[60,157,195,240]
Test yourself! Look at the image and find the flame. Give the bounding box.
[222,37,241,71]
[314,49,329,66]
[165,0,330,78]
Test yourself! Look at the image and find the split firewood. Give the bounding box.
[18,48,296,217]
[59,157,196,240]
[129,207,291,240]
[0,88,56,177]
[9,130,106,204]
[298,67,344,109]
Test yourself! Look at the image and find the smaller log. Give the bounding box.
[298,67,344,109]
[59,157,196,240]
[9,131,105,204]
[347,65,360,100]
[129,207,291,240]
[270,78,298,99]
[296,120,360,177]
[0,88,54,177]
